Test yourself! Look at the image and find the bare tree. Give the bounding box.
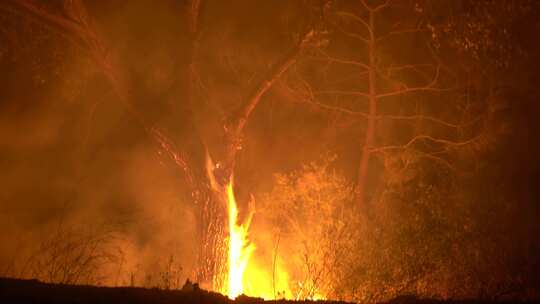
[21,221,123,285]
[281,0,489,209]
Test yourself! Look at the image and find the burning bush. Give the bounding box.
[258,156,359,300]
[254,151,538,302]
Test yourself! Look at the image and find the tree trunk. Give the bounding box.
[355,10,377,209]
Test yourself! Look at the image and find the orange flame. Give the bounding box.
[223,182,255,299]
[221,180,324,300]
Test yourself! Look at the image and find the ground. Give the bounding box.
[0,277,536,304]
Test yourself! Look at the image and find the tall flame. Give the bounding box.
[220,179,324,300]
[224,182,255,299]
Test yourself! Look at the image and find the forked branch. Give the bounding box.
[229,29,319,136]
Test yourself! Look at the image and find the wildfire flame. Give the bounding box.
[220,180,324,300]
[224,182,255,299]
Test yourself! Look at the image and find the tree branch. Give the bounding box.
[383,63,437,73]
[329,15,369,44]
[376,65,453,98]
[315,49,370,70]
[277,78,369,117]
[230,29,318,135]
[370,134,482,153]
[334,11,372,36]
[314,89,371,99]
[375,114,462,129]
[376,27,427,42]
[359,0,391,13]
[372,0,391,12]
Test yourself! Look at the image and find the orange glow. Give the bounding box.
[242,253,295,300]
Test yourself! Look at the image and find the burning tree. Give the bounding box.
[0,0,327,295]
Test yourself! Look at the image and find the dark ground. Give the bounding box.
[0,277,537,304]
[0,277,345,304]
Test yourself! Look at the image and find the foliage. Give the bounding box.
[261,149,539,302]
[261,156,358,299]
[427,0,540,69]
